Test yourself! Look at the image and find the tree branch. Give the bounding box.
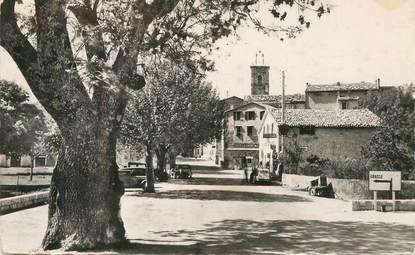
[0,0,93,125]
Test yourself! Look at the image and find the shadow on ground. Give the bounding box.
[169,177,278,186]
[130,189,310,203]
[112,220,415,254]
[191,169,232,174]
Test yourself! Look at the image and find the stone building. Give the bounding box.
[251,65,270,95]
[0,154,56,168]
[305,80,382,110]
[244,94,306,109]
[250,51,270,95]
[258,108,382,172]
[223,102,275,169]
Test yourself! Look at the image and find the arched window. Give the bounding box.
[257,74,262,85]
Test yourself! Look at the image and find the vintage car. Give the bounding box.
[119,167,147,190]
[171,164,192,179]
[308,176,335,198]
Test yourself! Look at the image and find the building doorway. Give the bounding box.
[10,155,21,167]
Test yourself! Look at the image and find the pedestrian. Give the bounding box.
[252,167,258,183]
[244,167,249,183]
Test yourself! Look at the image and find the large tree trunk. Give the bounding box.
[145,146,156,193]
[42,125,126,250]
[169,150,177,169]
[156,145,168,173]
[0,0,173,251]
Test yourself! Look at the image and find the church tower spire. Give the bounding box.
[251,50,270,95]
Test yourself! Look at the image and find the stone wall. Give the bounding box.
[283,127,376,161]
[224,149,259,169]
[306,90,368,110]
[306,91,338,110]
[282,174,415,200]
[352,200,415,211]
[0,191,49,215]
[250,66,269,95]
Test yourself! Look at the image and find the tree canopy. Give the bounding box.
[121,58,224,169]
[0,80,47,157]
[360,86,415,179]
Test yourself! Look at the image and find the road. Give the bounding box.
[0,159,414,254]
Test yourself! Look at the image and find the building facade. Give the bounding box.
[250,65,270,95]
[305,80,381,110]
[258,108,382,172]
[0,153,56,168]
[223,102,274,169]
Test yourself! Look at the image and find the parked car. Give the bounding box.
[308,176,335,198]
[119,167,147,190]
[171,164,192,179]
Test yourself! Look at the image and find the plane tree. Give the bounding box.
[0,0,329,250]
[121,58,223,192]
[0,80,47,178]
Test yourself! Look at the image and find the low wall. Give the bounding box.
[282,174,415,200]
[0,191,49,215]
[352,200,415,211]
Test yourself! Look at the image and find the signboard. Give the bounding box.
[369,171,401,191]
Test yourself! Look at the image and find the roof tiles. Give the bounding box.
[269,109,382,128]
[306,82,379,92]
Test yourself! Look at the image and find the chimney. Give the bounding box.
[306,82,309,86]
[376,78,380,89]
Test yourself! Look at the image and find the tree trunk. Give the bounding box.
[41,126,126,250]
[30,153,34,181]
[156,146,167,173]
[145,146,155,193]
[169,151,177,169]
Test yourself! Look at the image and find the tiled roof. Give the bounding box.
[225,101,275,113]
[220,96,244,102]
[269,109,382,128]
[244,94,306,106]
[305,82,379,92]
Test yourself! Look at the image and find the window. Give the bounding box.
[257,74,263,85]
[260,111,265,120]
[236,126,243,138]
[245,111,255,120]
[299,126,315,135]
[35,156,46,167]
[233,111,242,120]
[341,102,347,110]
[247,126,254,137]
[10,155,21,167]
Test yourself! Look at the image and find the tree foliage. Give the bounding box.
[121,58,224,171]
[360,86,415,179]
[0,80,47,156]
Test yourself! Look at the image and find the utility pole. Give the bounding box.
[281,70,285,153]
[280,70,287,175]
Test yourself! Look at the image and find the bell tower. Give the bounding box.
[250,51,270,95]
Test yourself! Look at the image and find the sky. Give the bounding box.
[207,0,415,98]
[0,0,414,100]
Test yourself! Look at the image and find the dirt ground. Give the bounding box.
[0,159,414,254]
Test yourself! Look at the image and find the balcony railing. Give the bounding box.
[263,133,277,138]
